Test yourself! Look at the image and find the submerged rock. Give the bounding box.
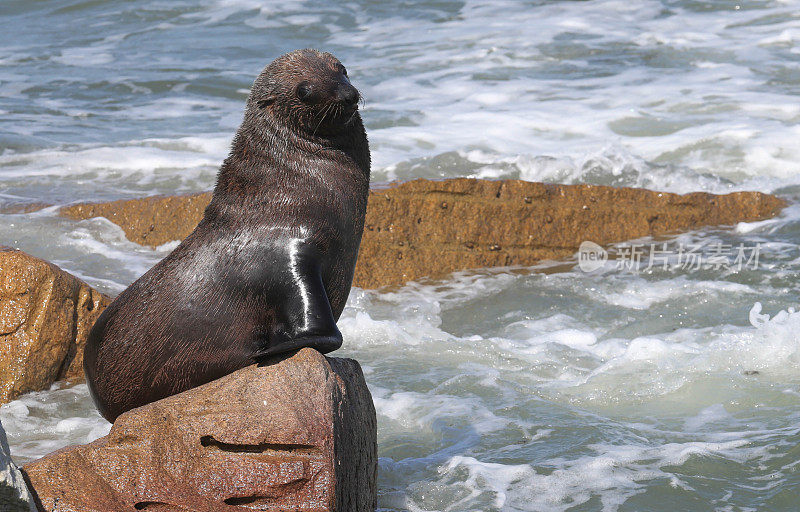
[22,348,377,512]
[59,178,785,288]
[0,248,109,406]
[0,420,37,512]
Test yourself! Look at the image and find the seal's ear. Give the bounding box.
[256,96,276,108]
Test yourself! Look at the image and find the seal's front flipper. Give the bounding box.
[253,242,343,361]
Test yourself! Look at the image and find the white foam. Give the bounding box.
[735,204,800,235]
[0,384,110,464]
[332,0,800,190]
[600,278,755,310]
[5,0,800,200]
[684,403,732,431]
[430,436,762,512]
[53,47,115,67]
[0,135,228,201]
[55,217,178,293]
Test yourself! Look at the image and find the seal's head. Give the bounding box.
[248,49,361,137]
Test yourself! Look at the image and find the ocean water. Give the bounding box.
[1,0,800,510]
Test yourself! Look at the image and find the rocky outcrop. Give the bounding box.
[22,348,377,512]
[0,248,109,406]
[60,178,785,288]
[355,179,784,288]
[1,420,37,512]
[60,193,211,249]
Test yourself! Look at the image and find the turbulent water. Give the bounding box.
[2,1,800,510]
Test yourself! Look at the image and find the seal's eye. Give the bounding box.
[340,65,348,76]
[296,81,313,102]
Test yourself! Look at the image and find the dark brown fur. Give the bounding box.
[84,49,370,422]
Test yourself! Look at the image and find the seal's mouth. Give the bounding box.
[306,100,358,134]
[338,105,359,127]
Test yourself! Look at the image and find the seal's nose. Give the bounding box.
[337,83,359,106]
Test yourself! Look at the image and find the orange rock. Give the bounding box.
[23,348,377,512]
[59,178,786,288]
[355,179,785,288]
[60,193,211,248]
[0,248,109,405]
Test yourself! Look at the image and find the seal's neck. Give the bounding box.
[207,113,370,216]
[284,115,371,177]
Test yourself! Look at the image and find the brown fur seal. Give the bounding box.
[83,49,370,422]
